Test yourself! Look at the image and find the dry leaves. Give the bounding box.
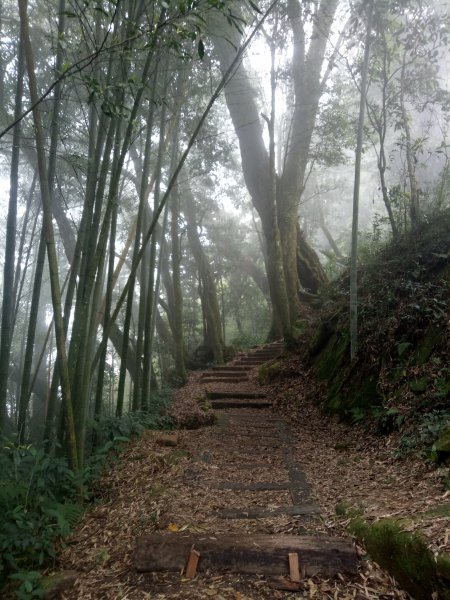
[36,348,449,599]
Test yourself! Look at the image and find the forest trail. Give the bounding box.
[135,341,357,586]
[49,343,446,600]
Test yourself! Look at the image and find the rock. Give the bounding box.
[432,426,450,462]
[42,571,78,599]
[156,432,179,447]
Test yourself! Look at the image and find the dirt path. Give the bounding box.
[49,345,448,599]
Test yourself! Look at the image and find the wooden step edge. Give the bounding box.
[214,505,321,519]
[134,533,357,577]
[207,391,267,399]
[210,400,272,409]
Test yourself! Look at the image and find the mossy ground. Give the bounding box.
[349,518,450,600]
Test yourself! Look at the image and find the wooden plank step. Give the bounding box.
[214,505,320,519]
[207,391,267,400]
[216,432,280,439]
[216,481,307,492]
[211,399,272,409]
[134,533,357,577]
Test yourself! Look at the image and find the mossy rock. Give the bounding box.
[385,366,405,383]
[410,378,428,393]
[309,314,339,358]
[335,500,364,518]
[258,361,281,383]
[334,441,352,451]
[313,331,349,381]
[438,554,450,583]
[165,450,190,465]
[349,518,450,599]
[432,427,450,462]
[326,366,382,415]
[42,570,79,599]
[415,326,444,365]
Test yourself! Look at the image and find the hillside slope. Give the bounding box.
[302,209,449,449]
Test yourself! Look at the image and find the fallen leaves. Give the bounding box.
[29,346,449,600]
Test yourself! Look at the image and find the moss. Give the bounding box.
[432,426,450,462]
[386,366,405,383]
[148,485,168,499]
[313,332,348,381]
[349,518,450,599]
[422,503,450,519]
[410,378,429,393]
[334,441,352,451]
[165,450,190,465]
[335,501,364,518]
[326,367,381,415]
[258,361,281,383]
[438,554,450,583]
[415,326,444,365]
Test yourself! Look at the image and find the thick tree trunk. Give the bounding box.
[210,1,334,334]
[184,187,224,363]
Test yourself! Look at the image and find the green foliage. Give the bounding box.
[0,400,174,598]
[349,518,450,599]
[0,441,83,596]
[370,406,405,435]
[230,332,266,350]
[396,409,450,459]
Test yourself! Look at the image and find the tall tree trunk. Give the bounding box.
[210,1,333,336]
[19,0,79,471]
[170,180,187,383]
[184,187,224,363]
[0,34,24,430]
[141,73,168,410]
[350,0,374,360]
[400,53,420,227]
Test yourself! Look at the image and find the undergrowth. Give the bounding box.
[0,397,173,599]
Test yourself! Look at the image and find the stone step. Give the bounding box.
[134,533,358,578]
[200,378,249,384]
[207,391,267,400]
[212,366,249,372]
[235,360,270,365]
[201,372,249,378]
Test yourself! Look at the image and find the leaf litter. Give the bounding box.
[36,347,448,599]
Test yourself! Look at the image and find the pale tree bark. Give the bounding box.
[141,74,168,411]
[170,180,187,383]
[210,1,334,337]
[0,33,24,431]
[399,53,420,227]
[184,187,224,363]
[19,0,79,471]
[350,0,374,360]
[366,33,399,239]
